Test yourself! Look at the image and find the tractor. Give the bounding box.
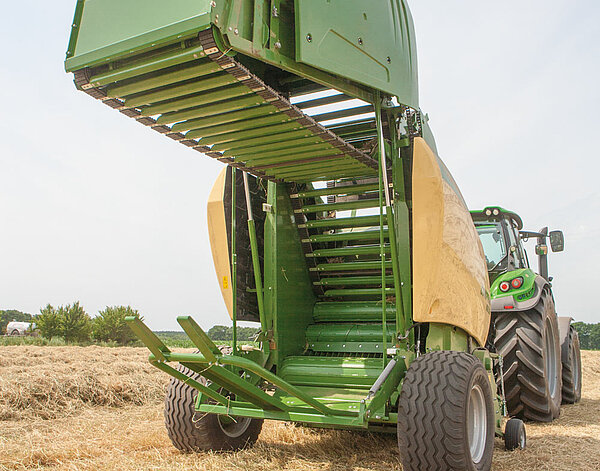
[471,207,582,421]
[64,1,534,469]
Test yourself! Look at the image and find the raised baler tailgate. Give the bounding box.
[66,0,212,72]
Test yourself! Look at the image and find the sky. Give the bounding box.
[1,1,599,330]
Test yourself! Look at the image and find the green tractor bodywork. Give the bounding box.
[471,206,565,313]
[65,1,520,464]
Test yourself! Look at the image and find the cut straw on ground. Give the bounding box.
[0,347,598,470]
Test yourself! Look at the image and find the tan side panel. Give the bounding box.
[207,168,233,319]
[412,138,490,345]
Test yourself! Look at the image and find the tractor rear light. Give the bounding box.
[499,281,510,292]
[511,277,523,289]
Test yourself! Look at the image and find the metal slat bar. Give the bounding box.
[311,261,392,272]
[260,158,362,176]
[315,275,395,286]
[294,183,379,199]
[251,154,351,171]
[126,74,238,107]
[185,113,292,139]
[297,199,380,214]
[238,142,336,161]
[296,93,353,109]
[214,129,318,153]
[307,245,389,258]
[312,105,374,123]
[221,136,328,158]
[89,45,206,86]
[300,215,385,229]
[197,122,304,147]
[244,147,342,166]
[290,171,375,183]
[303,230,387,243]
[108,61,222,97]
[157,95,268,125]
[324,288,395,297]
[327,119,376,134]
[141,84,252,115]
[175,105,278,132]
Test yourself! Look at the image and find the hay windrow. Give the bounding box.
[0,346,168,420]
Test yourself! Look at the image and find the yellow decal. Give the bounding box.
[222,276,229,289]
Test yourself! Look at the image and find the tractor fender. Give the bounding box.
[491,275,550,312]
[557,316,573,363]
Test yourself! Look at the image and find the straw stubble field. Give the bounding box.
[0,346,598,471]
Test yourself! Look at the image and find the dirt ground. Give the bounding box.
[0,347,598,471]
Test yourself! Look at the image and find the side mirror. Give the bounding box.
[549,230,564,252]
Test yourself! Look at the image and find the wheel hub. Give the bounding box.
[467,383,487,464]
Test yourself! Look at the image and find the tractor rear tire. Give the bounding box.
[561,325,582,404]
[494,292,562,421]
[164,363,263,452]
[398,351,495,471]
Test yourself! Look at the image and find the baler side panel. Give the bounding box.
[295,0,418,108]
[412,138,491,346]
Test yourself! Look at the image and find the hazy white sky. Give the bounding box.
[1,1,598,330]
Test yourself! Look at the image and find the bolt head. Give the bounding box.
[234,28,239,35]
[306,34,312,43]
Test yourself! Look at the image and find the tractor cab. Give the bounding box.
[471,207,529,283]
[471,206,564,306]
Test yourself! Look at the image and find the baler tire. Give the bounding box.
[504,418,526,450]
[164,355,263,452]
[561,325,582,404]
[494,292,562,422]
[10,330,20,336]
[398,351,495,471]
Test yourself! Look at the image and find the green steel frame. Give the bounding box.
[67,0,505,436]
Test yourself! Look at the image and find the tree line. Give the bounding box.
[572,322,600,351]
[3,308,599,349]
[2,304,141,345]
[207,325,260,341]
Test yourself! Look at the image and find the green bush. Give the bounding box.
[93,306,142,345]
[36,304,62,341]
[59,302,92,343]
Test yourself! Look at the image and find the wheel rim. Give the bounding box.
[545,319,559,400]
[467,384,487,463]
[217,415,252,438]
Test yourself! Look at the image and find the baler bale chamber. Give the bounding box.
[65,1,525,468]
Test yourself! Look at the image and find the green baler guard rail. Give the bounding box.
[128,316,359,417]
[126,316,408,426]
